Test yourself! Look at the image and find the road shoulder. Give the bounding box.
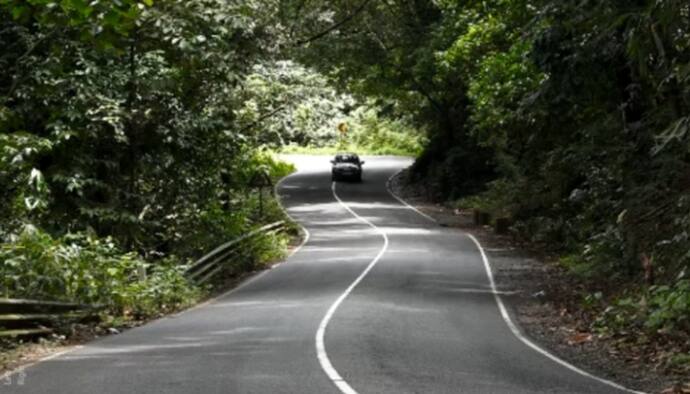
[0,228,306,380]
[389,169,679,394]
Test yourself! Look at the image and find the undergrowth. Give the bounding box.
[0,227,200,318]
[449,175,690,372]
[0,151,296,326]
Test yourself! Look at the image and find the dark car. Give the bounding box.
[331,153,365,182]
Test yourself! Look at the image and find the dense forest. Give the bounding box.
[285,0,690,372]
[1,0,689,374]
[286,0,689,371]
[0,0,302,315]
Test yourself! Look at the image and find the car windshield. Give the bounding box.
[335,155,359,164]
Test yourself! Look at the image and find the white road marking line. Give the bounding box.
[385,169,437,223]
[467,234,646,394]
[386,169,647,394]
[274,169,311,259]
[315,181,389,394]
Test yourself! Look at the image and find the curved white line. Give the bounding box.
[385,169,646,394]
[385,169,437,223]
[274,169,311,259]
[316,181,389,394]
[466,234,646,394]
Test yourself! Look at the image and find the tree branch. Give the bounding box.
[409,78,445,115]
[239,106,285,134]
[5,29,58,98]
[288,0,307,39]
[295,0,375,46]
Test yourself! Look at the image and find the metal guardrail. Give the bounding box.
[0,222,288,338]
[0,298,101,338]
[185,221,287,284]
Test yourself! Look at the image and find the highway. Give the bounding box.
[3,156,640,394]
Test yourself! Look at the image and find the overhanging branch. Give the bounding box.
[295,0,375,46]
[239,106,285,134]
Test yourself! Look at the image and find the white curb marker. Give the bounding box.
[386,168,646,394]
[315,181,389,394]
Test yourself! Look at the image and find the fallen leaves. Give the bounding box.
[567,332,593,346]
[660,382,690,394]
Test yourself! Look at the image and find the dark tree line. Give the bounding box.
[284,0,690,350]
[1,0,688,362]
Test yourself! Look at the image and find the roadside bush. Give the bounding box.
[347,108,426,156]
[454,178,517,218]
[246,230,290,270]
[122,262,201,318]
[0,226,200,318]
[595,279,690,342]
[182,150,295,258]
[645,280,690,334]
[250,150,297,181]
[0,148,296,322]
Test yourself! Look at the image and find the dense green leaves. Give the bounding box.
[2,0,688,359]
[0,0,287,254]
[0,226,200,316]
[0,0,303,318]
[238,60,355,146]
[281,0,690,358]
[286,0,689,279]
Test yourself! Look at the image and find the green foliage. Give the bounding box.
[281,0,690,354]
[0,227,200,317]
[454,178,516,218]
[247,150,296,182]
[253,230,289,266]
[0,132,53,229]
[239,61,424,154]
[0,0,146,48]
[0,0,292,252]
[238,61,355,147]
[559,254,599,280]
[176,149,295,259]
[467,40,544,177]
[597,279,690,337]
[281,106,426,156]
[346,107,426,156]
[0,0,298,326]
[646,280,690,332]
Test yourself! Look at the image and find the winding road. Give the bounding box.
[3,156,641,394]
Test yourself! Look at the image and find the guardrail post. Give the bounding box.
[0,298,101,338]
[185,221,286,284]
[137,264,147,282]
[495,217,511,235]
[473,210,491,226]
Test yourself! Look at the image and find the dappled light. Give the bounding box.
[1,0,687,392]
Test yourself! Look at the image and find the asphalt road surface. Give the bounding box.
[3,156,641,394]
